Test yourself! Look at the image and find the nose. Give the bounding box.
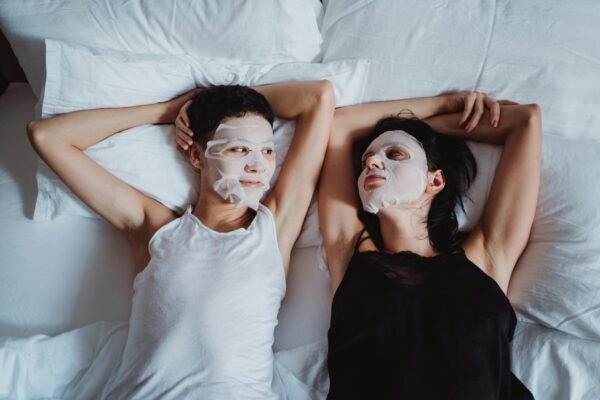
[245,163,265,174]
[245,152,266,174]
[365,155,384,170]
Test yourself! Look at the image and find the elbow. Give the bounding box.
[525,103,542,125]
[504,103,542,135]
[26,120,51,152]
[314,79,335,109]
[26,120,42,146]
[520,103,542,129]
[523,104,542,142]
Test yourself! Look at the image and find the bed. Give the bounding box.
[1,1,599,399]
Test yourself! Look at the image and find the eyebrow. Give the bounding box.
[380,142,413,149]
[364,142,413,155]
[223,138,275,146]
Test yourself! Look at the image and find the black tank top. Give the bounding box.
[327,238,534,400]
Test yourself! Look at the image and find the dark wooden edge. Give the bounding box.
[0,28,27,94]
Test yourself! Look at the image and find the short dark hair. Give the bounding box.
[187,85,275,147]
[352,116,477,254]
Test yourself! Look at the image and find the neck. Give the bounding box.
[193,186,256,233]
[377,200,437,257]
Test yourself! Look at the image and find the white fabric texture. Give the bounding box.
[102,205,286,399]
[0,0,324,98]
[321,0,600,141]
[0,322,329,400]
[511,322,600,400]
[36,39,370,248]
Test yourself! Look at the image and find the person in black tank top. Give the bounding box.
[328,234,533,399]
[319,94,541,399]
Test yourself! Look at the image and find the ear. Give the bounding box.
[426,169,445,195]
[188,142,205,170]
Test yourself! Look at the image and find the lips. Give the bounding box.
[364,174,386,186]
[240,180,264,188]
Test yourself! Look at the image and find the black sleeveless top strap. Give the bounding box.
[327,248,534,400]
[353,228,371,251]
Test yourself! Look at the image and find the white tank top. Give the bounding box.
[103,204,286,399]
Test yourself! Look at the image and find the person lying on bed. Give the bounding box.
[318,93,539,399]
[27,81,334,399]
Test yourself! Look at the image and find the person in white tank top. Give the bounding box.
[27,81,336,398]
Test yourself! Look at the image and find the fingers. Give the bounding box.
[181,101,192,125]
[175,113,193,135]
[175,126,194,150]
[459,92,477,126]
[175,134,191,151]
[485,96,501,128]
[174,99,194,150]
[465,92,485,132]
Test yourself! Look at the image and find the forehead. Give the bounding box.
[365,130,423,154]
[214,115,273,143]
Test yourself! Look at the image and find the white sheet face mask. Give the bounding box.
[358,130,429,214]
[204,116,275,210]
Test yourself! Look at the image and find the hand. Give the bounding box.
[160,87,202,126]
[174,99,194,151]
[445,91,501,133]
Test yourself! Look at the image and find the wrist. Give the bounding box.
[438,93,456,114]
[155,101,179,124]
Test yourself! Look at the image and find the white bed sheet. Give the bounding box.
[512,322,600,399]
[0,83,134,336]
[0,83,331,398]
[2,80,599,399]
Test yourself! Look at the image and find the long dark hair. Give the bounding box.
[352,116,477,254]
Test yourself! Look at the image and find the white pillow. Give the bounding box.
[0,0,323,99]
[321,0,600,141]
[508,135,600,341]
[36,39,370,249]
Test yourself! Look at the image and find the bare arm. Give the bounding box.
[27,90,197,234]
[256,81,335,257]
[426,105,542,292]
[319,92,500,291]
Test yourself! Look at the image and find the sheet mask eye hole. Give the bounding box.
[385,148,408,161]
[224,146,250,158]
[262,147,276,160]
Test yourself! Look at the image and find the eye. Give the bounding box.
[224,146,250,157]
[385,148,408,160]
[262,147,275,156]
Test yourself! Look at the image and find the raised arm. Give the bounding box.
[425,105,542,292]
[255,81,335,254]
[27,90,197,234]
[319,92,500,290]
